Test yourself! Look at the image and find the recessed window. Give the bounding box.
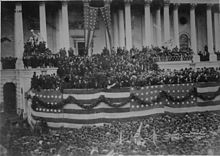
[179,17,188,25]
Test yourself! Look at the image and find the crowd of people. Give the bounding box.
[31,66,220,90]
[1,57,17,69]
[1,111,220,155]
[22,34,194,69]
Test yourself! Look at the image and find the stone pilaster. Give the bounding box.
[206,4,217,61]
[156,6,162,47]
[144,0,152,47]
[0,1,2,69]
[124,0,132,50]
[190,4,200,62]
[173,4,179,48]
[119,9,125,48]
[62,1,70,55]
[39,2,47,44]
[113,12,119,48]
[214,11,220,51]
[163,0,170,44]
[14,3,24,69]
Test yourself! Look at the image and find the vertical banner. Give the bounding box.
[84,3,89,51]
[100,4,112,54]
[84,5,98,56]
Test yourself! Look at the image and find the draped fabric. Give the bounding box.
[84,4,112,56]
[26,82,220,128]
[84,5,99,56]
[100,4,112,53]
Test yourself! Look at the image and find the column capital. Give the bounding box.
[206,4,213,9]
[15,3,22,13]
[190,3,197,10]
[163,0,170,6]
[62,0,68,5]
[104,0,112,4]
[39,1,45,6]
[82,0,91,5]
[124,0,133,4]
[144,0,152,6]
[173,3,180,9]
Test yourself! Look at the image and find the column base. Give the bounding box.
[193,54,200,63]
[209,54,217,62]
[16,59,24,69]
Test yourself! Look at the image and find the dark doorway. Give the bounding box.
[78,42,85,56]
[3,83,16,113]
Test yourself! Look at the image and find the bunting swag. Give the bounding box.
[100,4,112,51]
[84,6,98,55]
[27,83,220,128]
[31,95,131,110]
[29,86,220,111]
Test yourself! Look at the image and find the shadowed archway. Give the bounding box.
[3,83,16,113]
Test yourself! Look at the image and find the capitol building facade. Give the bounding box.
[0,0,220,113]
[1,0,220,59]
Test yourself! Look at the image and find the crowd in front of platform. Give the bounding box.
[1,111,220,156]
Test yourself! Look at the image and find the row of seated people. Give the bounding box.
[31,67,220,90]
[4,111,220,155]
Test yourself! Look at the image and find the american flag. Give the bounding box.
[130,83,197,111]
[100,5,111,29]
[84,6,98,51]
[26,83,220,128]
[100,4,112,51]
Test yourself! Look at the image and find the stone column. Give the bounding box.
[206,4,217,61]
[39,2,47,44]
[0,1,2,109]
[62,1,70,56]
[214,11,220,51]
[173,4,179,48]
[190,4,199,62]
[56,8,63,51]
[163,0,170,44]
[156,6,162,47]
[0,1,2,69]
[119,9,125,48]
[124,0,132,50]
[14,2,24,69]
[144,0,152,47]
[113,11,119,48]
[219,5,220,49]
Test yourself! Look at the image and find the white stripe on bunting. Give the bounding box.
[63,92,130,100]
[197,86,220,93]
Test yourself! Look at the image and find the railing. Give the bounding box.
[153,55,193,62]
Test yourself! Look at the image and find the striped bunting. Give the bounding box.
[197,82,220,105]
[27,82,220,128]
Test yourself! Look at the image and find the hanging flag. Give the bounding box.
[84,6,98,56]
[84,3,89,50]
[100,4,112,53]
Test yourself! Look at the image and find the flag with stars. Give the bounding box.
[100,4,112,51]
[27,83,220,128]
[130,83,196,111]
[84,5,98,54]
